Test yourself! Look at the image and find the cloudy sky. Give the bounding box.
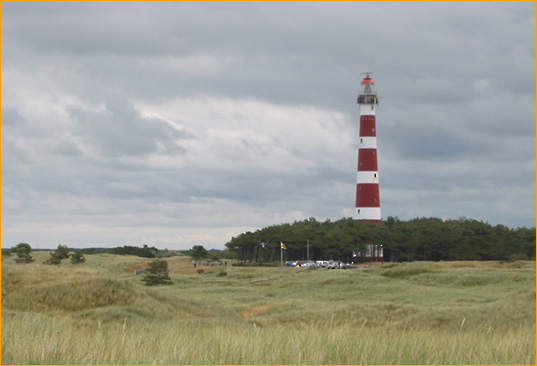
[2,2,535,250]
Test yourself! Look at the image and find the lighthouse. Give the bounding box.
[355,74,381,225]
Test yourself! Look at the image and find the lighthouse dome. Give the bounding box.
[361,75,375,85]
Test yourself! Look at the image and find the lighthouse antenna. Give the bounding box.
[362,71,374,77]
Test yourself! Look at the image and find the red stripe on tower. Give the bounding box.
[355,74,381,224]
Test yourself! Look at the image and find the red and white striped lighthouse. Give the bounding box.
[355,74,381,225]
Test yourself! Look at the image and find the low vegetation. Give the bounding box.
[12,242,34,263]
[1,252,535,364]
[141,259,173,286]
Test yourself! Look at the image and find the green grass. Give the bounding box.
[1,255,535,364]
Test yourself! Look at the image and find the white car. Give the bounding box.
[326,260,338,269]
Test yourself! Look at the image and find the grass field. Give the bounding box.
[1,252,535,364]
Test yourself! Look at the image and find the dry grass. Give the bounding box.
[239,304,273,319]
[1,256,535,364]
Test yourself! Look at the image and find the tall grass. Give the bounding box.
[2,312,534,365]
[2,257,535,364]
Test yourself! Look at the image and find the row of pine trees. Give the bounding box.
[225,217,535,263]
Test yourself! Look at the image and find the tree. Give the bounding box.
[190,245,208,260]
[56,245,70,259]
[224,216,536,263]
[43,244,72,265]
[13,242,34,263]
[70,251,86,264]
[209,252,221,262]
[141,259,172,286]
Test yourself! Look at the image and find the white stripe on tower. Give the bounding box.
[355,74,381,224]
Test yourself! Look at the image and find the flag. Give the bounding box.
[281,242,286,250]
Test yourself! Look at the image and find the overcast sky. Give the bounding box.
[2,2,535,250]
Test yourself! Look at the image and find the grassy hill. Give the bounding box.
[1,253,535,364]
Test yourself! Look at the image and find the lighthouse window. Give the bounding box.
[357,209,361,214]
[372,128,375,132]
[374,173,377,178]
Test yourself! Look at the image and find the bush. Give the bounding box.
[43,252,62,265]
[56,245,70,259]
[13,243,34,263]
[217,270,227,277]
[141,259,172,286]
[197,269,205,275]
[70,251,86,264]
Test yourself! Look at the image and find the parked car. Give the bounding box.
[326,260,338,269]
[285,261,297,267]
[300,261,315,267]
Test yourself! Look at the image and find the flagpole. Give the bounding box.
[280,245,283,267]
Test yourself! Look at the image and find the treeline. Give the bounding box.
[111,245,159,258]
[51,245,177,258]
[4,244,234,260]
[225,217,536,263]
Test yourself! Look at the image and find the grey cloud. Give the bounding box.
[2,107,28,127]
[53,140,83,157]
[68,96,191,157]
[382,122,490,160]
[5,2,534,110]
[1,108,38,168]
[1,2,535,249]
[2,2,178,57]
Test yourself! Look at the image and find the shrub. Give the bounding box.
[217,270,227,277]
[13,243,34,263]
[197,269,205,275]
[70,251,86,264]
[141,259,172,286]
[43,252,62,265]
[56,245,70,259]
